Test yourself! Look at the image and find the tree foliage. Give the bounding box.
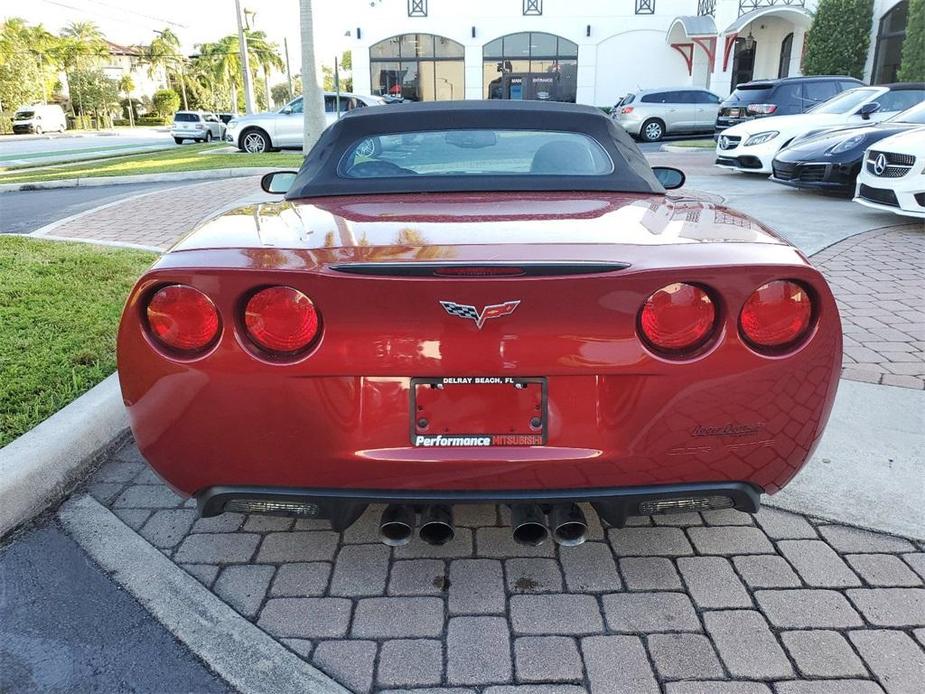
[898,0,925,81]
[804,0,873,79]
[152,88,180,122]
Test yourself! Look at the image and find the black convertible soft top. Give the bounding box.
[285,100,664,199]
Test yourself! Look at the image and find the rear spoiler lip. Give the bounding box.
[327,260,632,278]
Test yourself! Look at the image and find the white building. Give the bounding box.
[348,0,914,106]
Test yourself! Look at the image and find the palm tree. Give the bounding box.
[205,36,243,112]
[299,0,326,153]
[146,27,187,109]
[244,30,284,113]
[60,21,109,124]
[118,73,135,126]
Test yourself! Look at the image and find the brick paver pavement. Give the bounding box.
[85,440,925,694]
[812,225,925,390]
[37,176,262,250]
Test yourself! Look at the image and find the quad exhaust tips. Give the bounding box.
[549,503,588,547]
[511,504,549,546]
[379,505,415,546]
[419,505,455,545]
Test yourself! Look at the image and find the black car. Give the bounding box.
[715,76,864,134]
[771,99,925,194]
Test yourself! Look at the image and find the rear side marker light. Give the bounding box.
[639,283,716,355]
[146,284,219,352]
[244,286,319,354]
[740,280,813,351]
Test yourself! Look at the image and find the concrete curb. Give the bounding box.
[661,144,715,153]
[58,495,350,694]
[0,167,275,193]
[0,374,128,538]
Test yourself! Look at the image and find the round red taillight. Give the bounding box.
[740,280,813,350]
[244,286,319,354]
[639,283,716,354]
[146,284,220,352]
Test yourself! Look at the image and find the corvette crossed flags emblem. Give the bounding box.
[440,300,521,329]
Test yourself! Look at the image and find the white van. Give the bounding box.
[12,104,67,135]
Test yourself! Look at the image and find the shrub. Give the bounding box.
[898,0,925,81]
[152,88,180,124]
[803,0,874,79]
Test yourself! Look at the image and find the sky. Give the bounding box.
[5,0,363,76]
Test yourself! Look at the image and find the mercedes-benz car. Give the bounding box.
[118,101,841,548]
[771,100,925,194]
[225,92,385,153]
[854,128,925,218]
[715,83,925,174]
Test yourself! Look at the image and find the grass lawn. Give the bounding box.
[0,144,304,183]
[0,237,156,447]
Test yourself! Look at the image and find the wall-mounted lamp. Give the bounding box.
[357,27,362,40]
[472,26,476,38]
[743,31,755,51]
[586,25,591,38]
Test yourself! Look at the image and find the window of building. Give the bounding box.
[778,33,793,78]
[872,1,908,84]
[369,34,465,101]
[482,32,578,102]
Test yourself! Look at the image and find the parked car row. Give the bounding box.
[712,83,925,219]
[609,76,866,143]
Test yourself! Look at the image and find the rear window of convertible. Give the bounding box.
[338,129,614,178]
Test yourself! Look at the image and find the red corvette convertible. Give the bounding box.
[118,101,841,547]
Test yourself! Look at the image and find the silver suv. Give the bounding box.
[171,111,226,144]
[226,92,385,153]
[612,88,721,142]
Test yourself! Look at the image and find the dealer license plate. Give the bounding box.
[411,377,546,447]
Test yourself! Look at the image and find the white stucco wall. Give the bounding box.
[348,0,867,104]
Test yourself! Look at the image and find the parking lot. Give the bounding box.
[3,147,922,693]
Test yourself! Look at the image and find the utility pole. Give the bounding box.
[284,36,294,99]
[334,55,340,116]
[234,0,255,114]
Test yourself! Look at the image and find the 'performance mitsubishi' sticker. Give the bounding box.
[414,434,544,447]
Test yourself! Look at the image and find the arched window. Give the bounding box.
[482,32,578,102]
[872,1,908,84]
[778,32,793,78]
[369,34,464,101]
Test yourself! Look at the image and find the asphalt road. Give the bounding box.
[0,182,181,235]
[0,521,229,693]
[0,129,177,167]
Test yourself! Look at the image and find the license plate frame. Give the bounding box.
[410,376,547,447]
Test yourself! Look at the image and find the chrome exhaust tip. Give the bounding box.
[511,504,549,546]
[550,503,588,547]
[419,505,455,546]
[379,505,415,546]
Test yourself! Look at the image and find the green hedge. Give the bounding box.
[804,0,874,79]
[898,0,925,81]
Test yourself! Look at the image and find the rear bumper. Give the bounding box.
[197,481,763,529]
